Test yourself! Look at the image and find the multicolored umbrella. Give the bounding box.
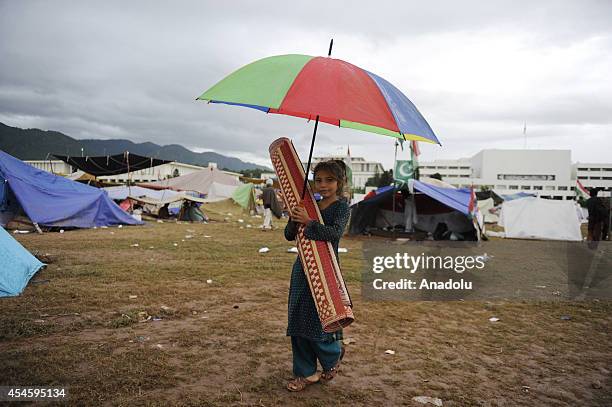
[197,43,439,197]
[197,54,439,145]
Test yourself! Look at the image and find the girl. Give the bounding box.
[284,160,351,392]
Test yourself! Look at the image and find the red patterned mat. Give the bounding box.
[269,137,354,333]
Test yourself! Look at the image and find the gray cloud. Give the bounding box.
[1,0,611,170]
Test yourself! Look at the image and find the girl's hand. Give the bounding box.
[290,204,312,225]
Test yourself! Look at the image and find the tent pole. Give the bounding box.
[392,139,398,239]
[301,115,319,200]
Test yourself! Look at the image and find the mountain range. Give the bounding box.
[0,122,269,171]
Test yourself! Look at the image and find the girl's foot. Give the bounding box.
[287,373,320,392]
[321,346,345,383]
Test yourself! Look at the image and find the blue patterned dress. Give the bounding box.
[284,199,350,342]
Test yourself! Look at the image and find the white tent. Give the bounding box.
[140,168,240,201]
[478,198,500,224]
[498,197,582,241]
[104,185,181,201]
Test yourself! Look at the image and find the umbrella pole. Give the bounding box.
[301,115,320,199]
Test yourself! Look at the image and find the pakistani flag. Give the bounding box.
[394,142,418,184]
[395,160,415,184]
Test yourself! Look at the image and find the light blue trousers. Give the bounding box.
[291,336,342,377]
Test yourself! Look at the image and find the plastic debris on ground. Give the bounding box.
[59,229,65,234]
[130,243,139,247]
[185,235,193,239]
[412,396,443,406]
[238,219,244,223]
[560,315,572,320]
[206,279,213,284]
[173,243,178,247]
[489,317,500,322]
[384,349,395,355]
[287,247,298,253]
[342,338,356,345]
[157,220,164,223]
[246,224,252,228]
[13,230,30,234]
[129,295,138,299]
[259,247,270,253]
[338,248,348,253]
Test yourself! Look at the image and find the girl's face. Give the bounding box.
[314,169,338,199]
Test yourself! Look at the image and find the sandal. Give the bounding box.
[321,346,345,382]
[287,373,320,392]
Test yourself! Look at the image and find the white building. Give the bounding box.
[26,160,74,175]
[302,156,385,189]
[25,160,241,183]
[419,149,611,199]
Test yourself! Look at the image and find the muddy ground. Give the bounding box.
[1,200,610,406]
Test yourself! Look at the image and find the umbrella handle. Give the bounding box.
[301,115,320,199]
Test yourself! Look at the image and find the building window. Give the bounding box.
[603,168,612,172]
[577,167,588,171]
[570,187,575,191]
[460,166,470,170]
[558,186,568,191]
[449,166,458,169]
[590,176,601,180]
[523,186,531,190]
[509,185,519,190]
[498,174,555,181]
[533,186,543,190]
[545,186,555,191]
[590,168,601,171]
[603,177,612,180]
[578,176,587,179]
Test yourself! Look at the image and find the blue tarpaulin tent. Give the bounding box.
[0,226,44,297]
[0,150,142,228]
[410,180,476,216]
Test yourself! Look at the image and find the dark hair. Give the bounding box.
[313,160,346,196]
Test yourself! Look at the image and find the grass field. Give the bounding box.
[2,200,611,406]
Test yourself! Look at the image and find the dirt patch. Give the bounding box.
[2,208,611,406]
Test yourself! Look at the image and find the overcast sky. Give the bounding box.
[1,0,611,170]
